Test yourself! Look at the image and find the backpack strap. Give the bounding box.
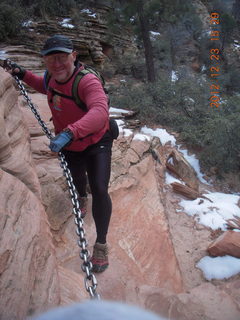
[43,70,51,91]
[72,66,109,108]
[43,64,107,112]
[71,69,91,111]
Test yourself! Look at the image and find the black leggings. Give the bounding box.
[63,134,112,244]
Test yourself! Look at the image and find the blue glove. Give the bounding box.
[49,130,73,152]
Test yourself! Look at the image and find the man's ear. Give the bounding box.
[72,51,77,61]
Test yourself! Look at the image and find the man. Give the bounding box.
[9,34,113,273]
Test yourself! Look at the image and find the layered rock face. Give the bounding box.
[0,6,136,77]
[0,72,40,196]
[0,69,240,320]
[0,71,60,319]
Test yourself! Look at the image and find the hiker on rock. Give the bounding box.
[7,34,113,273]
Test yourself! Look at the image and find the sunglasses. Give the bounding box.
[44,53,71,64]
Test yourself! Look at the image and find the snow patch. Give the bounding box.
[59,18,74,29]
[81,8,97,18]
[197,256,240,280]
[179,192,240,231]
[140,126,176,146]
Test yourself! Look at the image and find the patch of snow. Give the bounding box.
[116,119,133,137]
[59,18,74,29]
[110,107,129,114]
[133,133,151,141]
[150,31,161,36]
[165,172,184,185]
[150,31,161,40]
[81,8,97,18]
[122,128,133,137]
[171,71,178,82]
[22,20,32,27]
[177,148,206,183]
[179,192,240,231]
[140,126,176,146]
[197,256,240,280]
[0,50,7,59]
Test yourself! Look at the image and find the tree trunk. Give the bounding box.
[137,3,156,82]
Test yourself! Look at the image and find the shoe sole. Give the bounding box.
[92,264,109,273]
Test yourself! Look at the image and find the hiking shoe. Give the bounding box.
[90,242,109,273]
[79,196,88,218]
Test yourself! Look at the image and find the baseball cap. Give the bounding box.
[41,35,73,56]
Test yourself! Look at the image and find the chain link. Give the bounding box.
[58,152,100,299]
[10,65,100,300]
[14,76,53,139]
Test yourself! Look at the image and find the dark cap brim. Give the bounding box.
[41,47,73,56]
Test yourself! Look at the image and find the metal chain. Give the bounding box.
[59,154,99,298]
[14,76,53,139]
[11,67,100,300]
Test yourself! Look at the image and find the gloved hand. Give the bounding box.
[3,60,26,80]
[11,62,26,80]
[49,129,73,152]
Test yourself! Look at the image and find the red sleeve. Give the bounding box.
[67,74,109,139]
[23,71,47,95]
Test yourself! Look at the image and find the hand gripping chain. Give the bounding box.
[4,59,100,300]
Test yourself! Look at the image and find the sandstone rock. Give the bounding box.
[208,230,240,258]
[130,138,151,160]
[171,181,200,199]
[0,69,41,197]
[0,70,62,320]
[108,143,184,294]
[50,143,184,304]
[219,279,240,306]
[19,93,53,136]
[58,266,89,305]
[0,169,60,320]
[139,282,240,320]
[166,149,199,191]
[41,182,72,231]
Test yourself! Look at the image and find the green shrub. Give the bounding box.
[199,96,240,172]
[31,0,76,18]
[111,76,240,175]
[0,3,25,41]
[218,68,240,94]
[113,53,147,80]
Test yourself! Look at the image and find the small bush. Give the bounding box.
[113,53,147,80]
[31,0,77,18]
[0,3,25,41]
[111,76,240,175]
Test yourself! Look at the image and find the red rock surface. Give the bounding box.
[208,230,240,258]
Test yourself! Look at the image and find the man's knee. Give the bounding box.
[91,184,108,198]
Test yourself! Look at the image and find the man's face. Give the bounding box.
[44,51,77,82]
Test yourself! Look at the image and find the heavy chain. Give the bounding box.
[10,67,100,300]
[14,76,53,139]
[59,155,99,299]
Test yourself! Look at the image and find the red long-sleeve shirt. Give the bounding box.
[23,65,109,151]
